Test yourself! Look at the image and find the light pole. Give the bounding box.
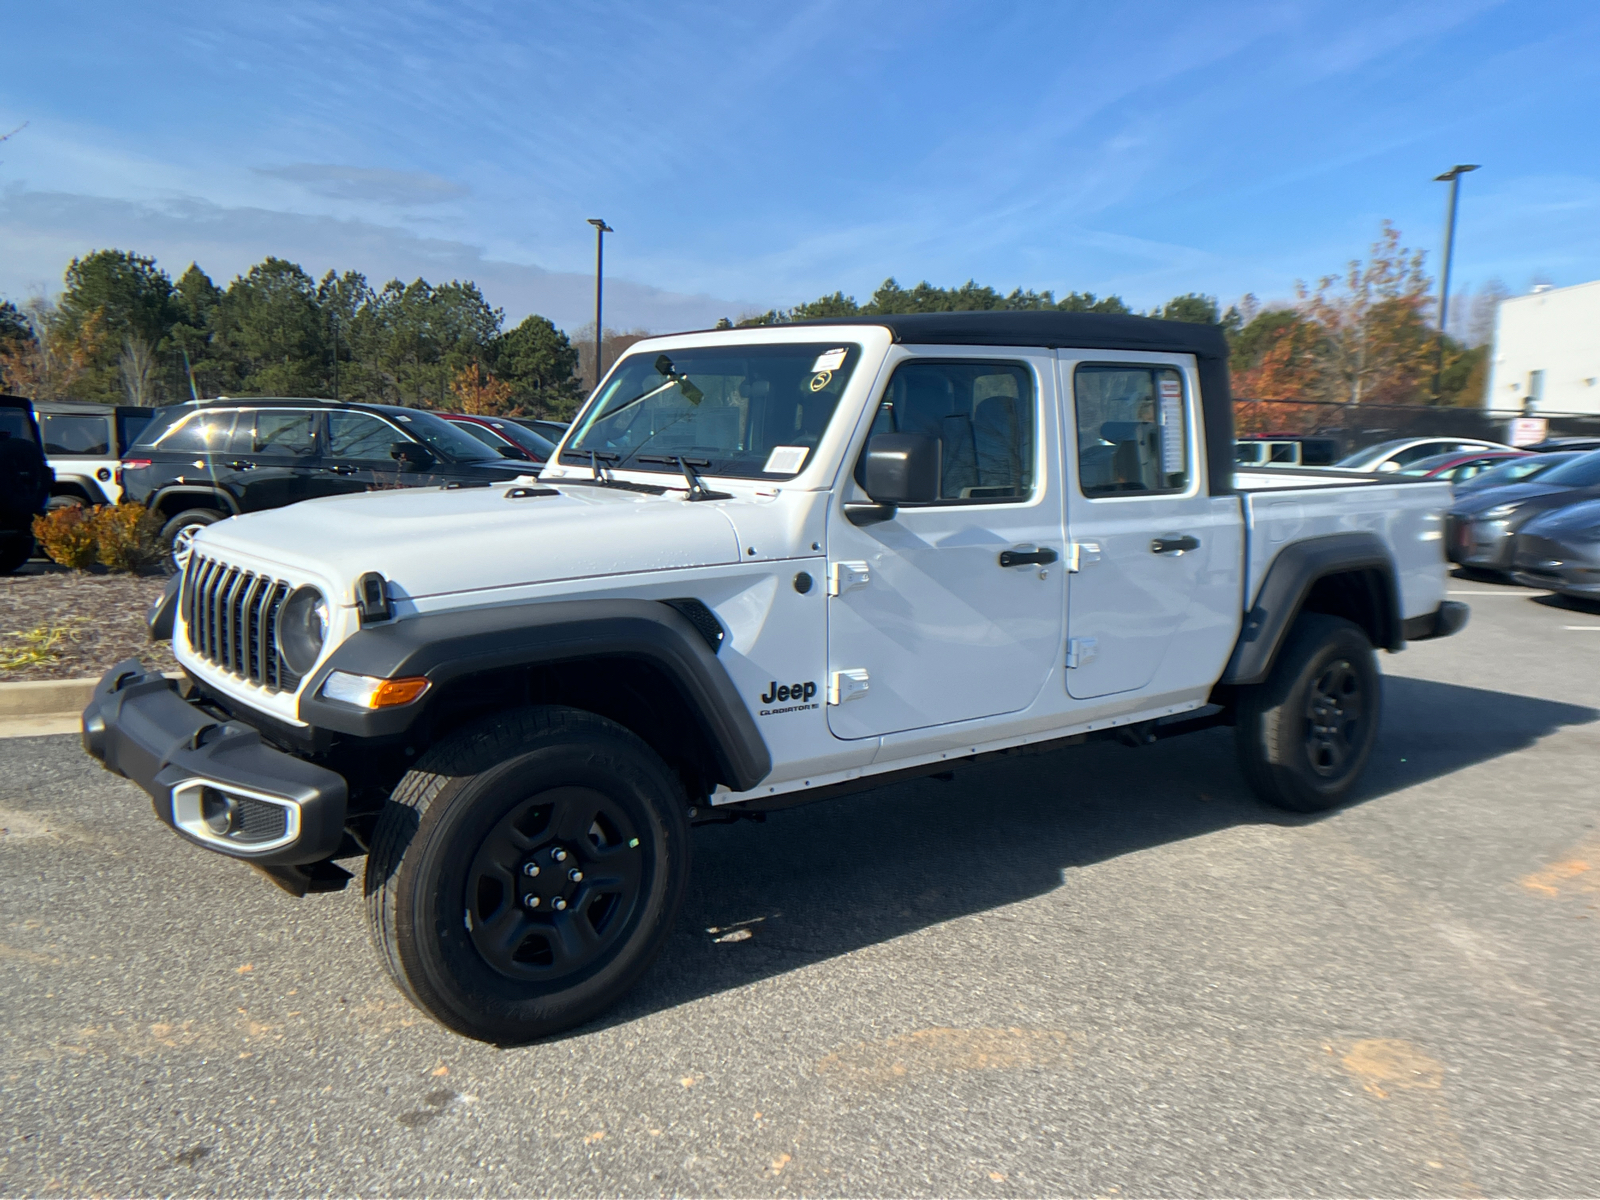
[1433,163,1479,399]
[587,218,614,391]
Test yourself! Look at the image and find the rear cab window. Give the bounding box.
[41,413,112,457]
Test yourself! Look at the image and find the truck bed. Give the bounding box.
[1237,471,1451,623]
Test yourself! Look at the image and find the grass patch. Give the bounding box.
[0,620,91,671]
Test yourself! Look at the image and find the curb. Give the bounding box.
[0,677,101,719]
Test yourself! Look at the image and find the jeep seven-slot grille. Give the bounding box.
[182,553,302,693]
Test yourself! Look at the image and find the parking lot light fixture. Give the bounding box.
[587,218,614,391]
[1433,164,1479,398]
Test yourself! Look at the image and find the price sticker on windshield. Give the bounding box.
[810,348,848,373]
[763,446,809,474]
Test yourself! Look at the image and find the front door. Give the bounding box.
[1061,355,1232,700]
[825,352,1065,739]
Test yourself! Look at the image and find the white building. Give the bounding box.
[1486,279,1600,416]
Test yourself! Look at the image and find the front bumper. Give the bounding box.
[81,660,348,867]
[1446,514,1515,568]
[1402,600,1470,642]
[1512,533,1600,597]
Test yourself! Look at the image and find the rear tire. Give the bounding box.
[364,706,691,1044]
[159,507,225,568]
[1234,613,1380,813]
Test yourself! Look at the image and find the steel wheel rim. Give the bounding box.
[464,785,645,984]
[1303,658,1364,777]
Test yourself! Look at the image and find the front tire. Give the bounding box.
[159,507,225,568]
[1234,614,1380,813]
[364,706,691,1044]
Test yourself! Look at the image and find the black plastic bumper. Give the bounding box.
[1402,600,1470,642]
[81,660,348,866]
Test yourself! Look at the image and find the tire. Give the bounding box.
[158,507,225,568]
[1234,613,1381,813]
[46,495,86,513]
[364,706,692,1044]
[0,533,31,575]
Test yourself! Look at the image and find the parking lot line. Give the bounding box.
[1562,626,1600,631]
[1448,590,1550,596]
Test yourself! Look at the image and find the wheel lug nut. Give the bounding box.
[551,847,568,862]
[523,894,541,909]
[522,863,540,877]
[552,898,567,911]
[568,868,583,883]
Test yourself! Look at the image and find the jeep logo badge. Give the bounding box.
[758,680,818,716]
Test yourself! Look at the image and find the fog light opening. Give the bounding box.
[200,787,239,836]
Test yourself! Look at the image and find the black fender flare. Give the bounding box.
[153,485,240,517]
[299,598,772,792]
[1221,532,1402,687]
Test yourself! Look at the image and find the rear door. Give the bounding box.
[824,351,1065,739]
[1060,353,1238,700]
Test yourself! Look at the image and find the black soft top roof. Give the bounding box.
[791,311,1229,360]
[789,311,1236,494]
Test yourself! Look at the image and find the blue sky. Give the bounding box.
[2,0,1597,333]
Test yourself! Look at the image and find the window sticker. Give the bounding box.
[810,348,848,373]
[763,445,810,474]
[1158,378,1184,474]
[809,370,833,392]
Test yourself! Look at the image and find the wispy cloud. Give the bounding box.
[254,163,468,205]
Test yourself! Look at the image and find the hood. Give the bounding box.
[1450,480,1568,515]
[194,481,743,601]
[1524,497,1600,536]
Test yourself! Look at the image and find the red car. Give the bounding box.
[440,414,558,466]
[1397,449,1532,484]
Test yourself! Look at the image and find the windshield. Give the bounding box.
[1461,454,1576,489]
[1534,448,1600,488]
[565,343,862,478]
[1336,439,1411,469]
[382,408,505,462]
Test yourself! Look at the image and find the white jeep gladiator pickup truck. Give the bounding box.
[83,312,1467,1043]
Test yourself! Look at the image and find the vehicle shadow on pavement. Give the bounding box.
[605,675,1598,1027]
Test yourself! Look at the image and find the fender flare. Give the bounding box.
[299,598,772,792]
[49,474,110,505]
[153,485,240,516]
[1220,532,1402,687]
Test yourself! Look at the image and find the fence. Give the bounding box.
[1234,398,1600,455]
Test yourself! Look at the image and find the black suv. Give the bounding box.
[120,398,533,561]
[1,395,51,574]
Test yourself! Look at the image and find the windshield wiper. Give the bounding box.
[549,449,669,494]
[636,455,731,501]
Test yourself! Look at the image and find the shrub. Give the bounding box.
[90,503,164,573]
[31,504,98,569]
[30,502,164,573]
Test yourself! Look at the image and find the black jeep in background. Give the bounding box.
[120,398,533,562]
[1,394,51,574]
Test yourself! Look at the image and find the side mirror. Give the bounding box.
[847,433,940,524]
[390,441,434,472]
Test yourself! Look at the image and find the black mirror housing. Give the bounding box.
[861,433,940,505]
[390,441,433,470]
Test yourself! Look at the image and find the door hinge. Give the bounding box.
[828,668,870,705]
[1065,542,1102,573]
[1065,637,1098,669]
[828,561,871,595]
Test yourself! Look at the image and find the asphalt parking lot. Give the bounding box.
[3,574,1598,1197]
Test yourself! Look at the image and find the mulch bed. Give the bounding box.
[1,562,180,682]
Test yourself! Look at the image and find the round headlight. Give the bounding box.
[277,586,330,676]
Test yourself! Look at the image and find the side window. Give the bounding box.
[42,414,112,456]
[155,410,239,453]
[863,360,1035,502]
[1392,442,1444,468]
[327,411,403,459]
[1074,365,1190,496]
[242,410,319,458]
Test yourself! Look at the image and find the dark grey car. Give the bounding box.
[1447,450,1600,572]
[1513,498,1600,600]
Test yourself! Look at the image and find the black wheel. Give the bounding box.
[364,706,691,1044]
[0,533,31,575]
[1234,613,1380,813]
[158,507,225,567]
[46,495,86,513]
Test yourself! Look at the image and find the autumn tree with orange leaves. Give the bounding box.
[448,362,514,415]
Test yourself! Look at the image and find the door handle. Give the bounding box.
[998,547,1059,568]
[223,459,255,471]
[324,464,359,476]
[1151,535,1200,555]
